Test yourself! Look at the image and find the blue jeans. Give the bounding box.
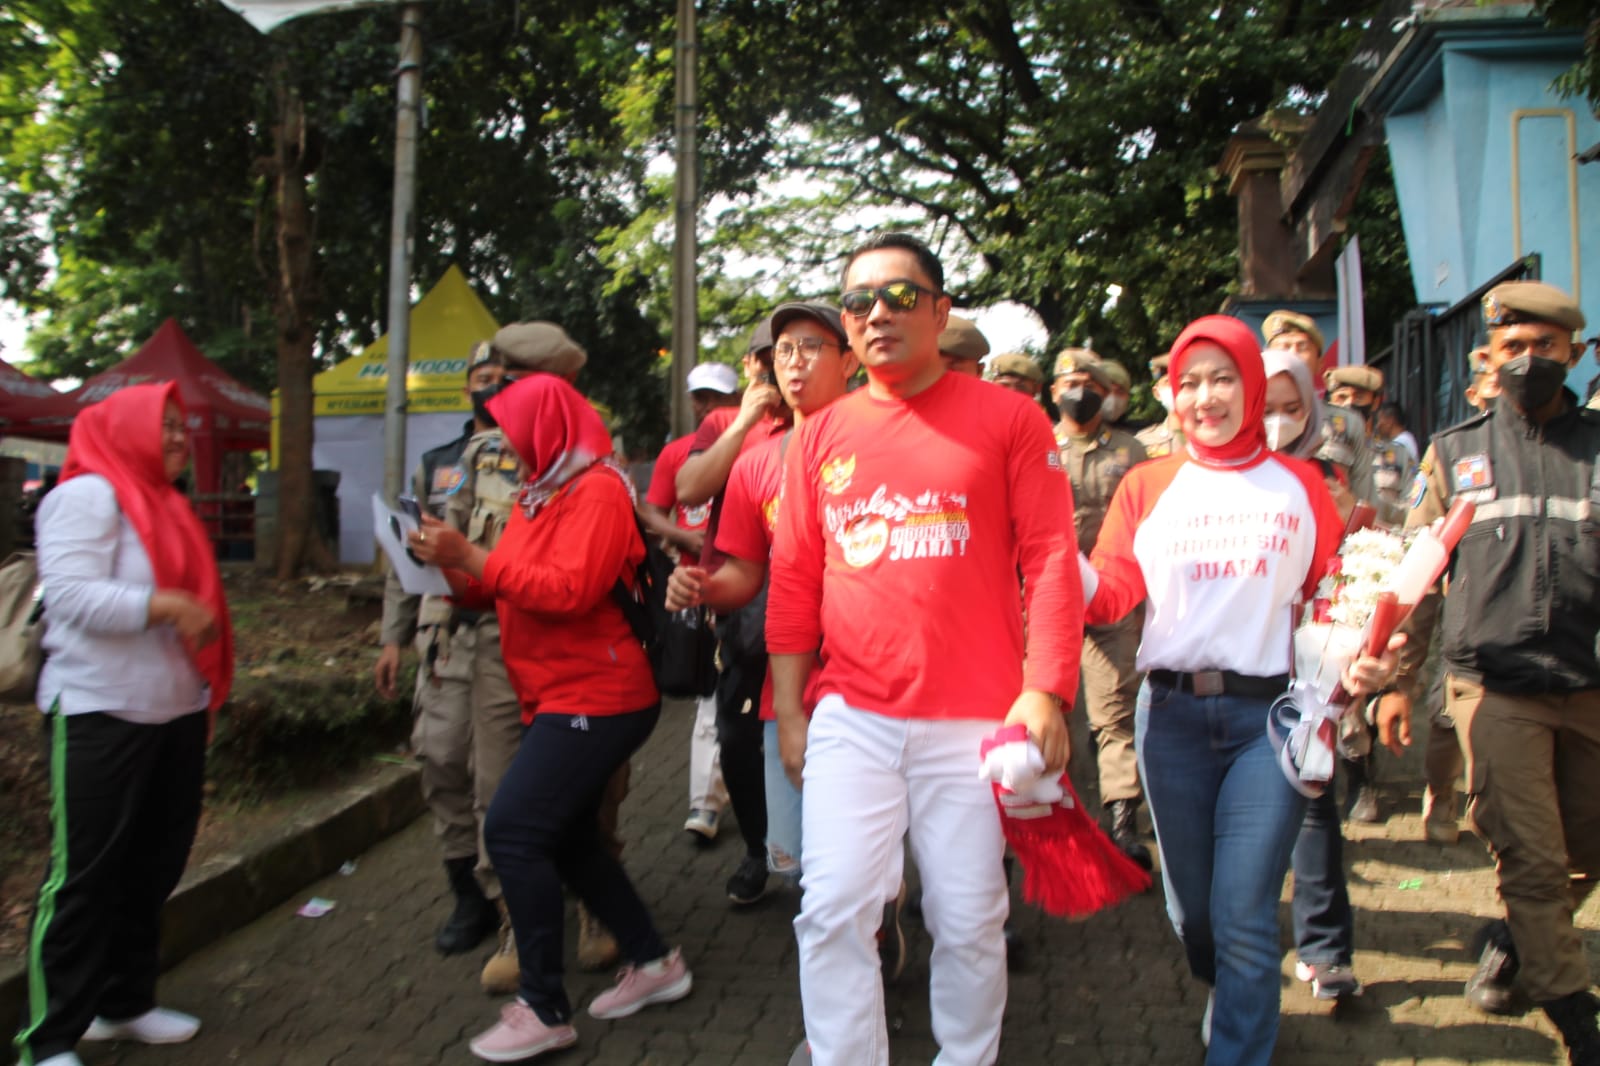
[762,719,803,877]
[1136,679,1308,1066]
[1291,786,1354,967]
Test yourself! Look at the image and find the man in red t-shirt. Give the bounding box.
[767,234,1083,1066]
[665,302,857,878]
[642,361,741,845]
[671,320,788,906]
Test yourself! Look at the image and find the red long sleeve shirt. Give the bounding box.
[767,372,1083,719]
[456,467,658,723]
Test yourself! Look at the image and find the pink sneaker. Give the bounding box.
[587,948,693,1020]
[468,1000,577,1062]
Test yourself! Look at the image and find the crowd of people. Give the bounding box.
[12,232,1599,1066]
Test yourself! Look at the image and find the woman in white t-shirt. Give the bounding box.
[1082,316,1395,1066]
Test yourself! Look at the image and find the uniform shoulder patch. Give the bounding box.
[1407,467,1428,510]
[433,464,468,496]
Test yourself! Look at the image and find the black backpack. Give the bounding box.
[611,516,718,699]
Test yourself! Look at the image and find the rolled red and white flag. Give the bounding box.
[978,724,1151,918]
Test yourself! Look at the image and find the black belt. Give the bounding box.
[1148,669,1289,700]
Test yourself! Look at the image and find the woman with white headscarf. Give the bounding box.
[1262,348,1355,523]
[1262,346,1364,1003]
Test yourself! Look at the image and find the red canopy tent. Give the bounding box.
[0,357,84,441]
[67,318,272,497]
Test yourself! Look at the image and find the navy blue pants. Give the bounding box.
[484,705,666,1025]
[1291,780,1355,967]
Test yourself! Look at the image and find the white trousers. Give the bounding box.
[687,693,727,812]
[797,696,1008,1066]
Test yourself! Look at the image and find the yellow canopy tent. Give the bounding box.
[273,265,500,562]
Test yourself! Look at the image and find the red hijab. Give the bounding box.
[60,382,234,709]
[1168,314,1267,466]
[485,374,621,516]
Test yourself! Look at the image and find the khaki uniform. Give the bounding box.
[1370,440,1417,528]
[379,427,523,895]
[1057,422,1147,803]
[1134,418,1184,460]
[1399,398,1600,1002]
[1315,406,1376,506]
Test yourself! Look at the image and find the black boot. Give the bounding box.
[1107,798,1153,872]
[1542,991,1600,1066]
[435,857,498,956]
[1464,919,1520,1015]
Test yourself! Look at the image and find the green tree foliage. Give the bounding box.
[1533,0,1600,108]
[613,0,1408,378]
[0,0,669,448]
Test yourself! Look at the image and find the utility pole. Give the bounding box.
[382,3,423,502]
[669,0,698,439]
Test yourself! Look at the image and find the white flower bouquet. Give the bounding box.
[1270,500,1477,796]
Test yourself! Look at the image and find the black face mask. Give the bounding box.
[470,382,509,427]
[1057,387,1103,425]
[1497,355,1567,414]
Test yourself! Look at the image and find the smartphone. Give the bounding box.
[398,494,422,523]
[754,370,775,387]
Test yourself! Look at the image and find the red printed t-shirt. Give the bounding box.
[1086,451,1341,677]
[715,434,821,721]
[766,371,1084,719]
[645,433,712,532]
[455,467,658,723]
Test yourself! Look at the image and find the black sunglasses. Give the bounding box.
[839,281,936,317]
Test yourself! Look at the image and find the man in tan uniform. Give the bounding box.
[376,344,509,967]
[1378,281,1600,1063]
[939,314,989,378]
[985,351,1044,398]
[1135,353,1185,458]
[1050,348,1151,868]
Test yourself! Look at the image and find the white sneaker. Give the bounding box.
[683,808,720,842]
[1201,990,1213,1047]
[36,1054,86,1066]
[83,1007,201,1044]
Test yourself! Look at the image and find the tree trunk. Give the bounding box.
[268,57,333,578]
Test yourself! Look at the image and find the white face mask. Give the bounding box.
[1263,412,1309,452]
[1102,393,1128,422]
[1154,383,1174,412]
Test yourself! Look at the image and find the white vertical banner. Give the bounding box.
[1335,236,1366,368]
[218,0,412,33]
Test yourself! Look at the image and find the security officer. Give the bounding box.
[376,342,508,965]
[939,313,989,378]
[1376,281,1600,1064]
[1136,353,1186,458]
[1327,365,1414,528]
[986,351,1045,399]
[1097,357,1135,427]
[1051,348,1152,868]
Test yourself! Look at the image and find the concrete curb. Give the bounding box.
[0,762,423,1033]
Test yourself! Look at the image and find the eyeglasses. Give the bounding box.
[161,420,187,438]
[839,281,936,317]
[772,337,842,366]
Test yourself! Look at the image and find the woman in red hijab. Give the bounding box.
[410,373,691,1063]
[1078,317,1395,1066]
[18,382,232,1066]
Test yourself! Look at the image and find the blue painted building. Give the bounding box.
[1365,3,1600,393]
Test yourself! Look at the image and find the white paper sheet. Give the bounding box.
[371,493,452,596]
